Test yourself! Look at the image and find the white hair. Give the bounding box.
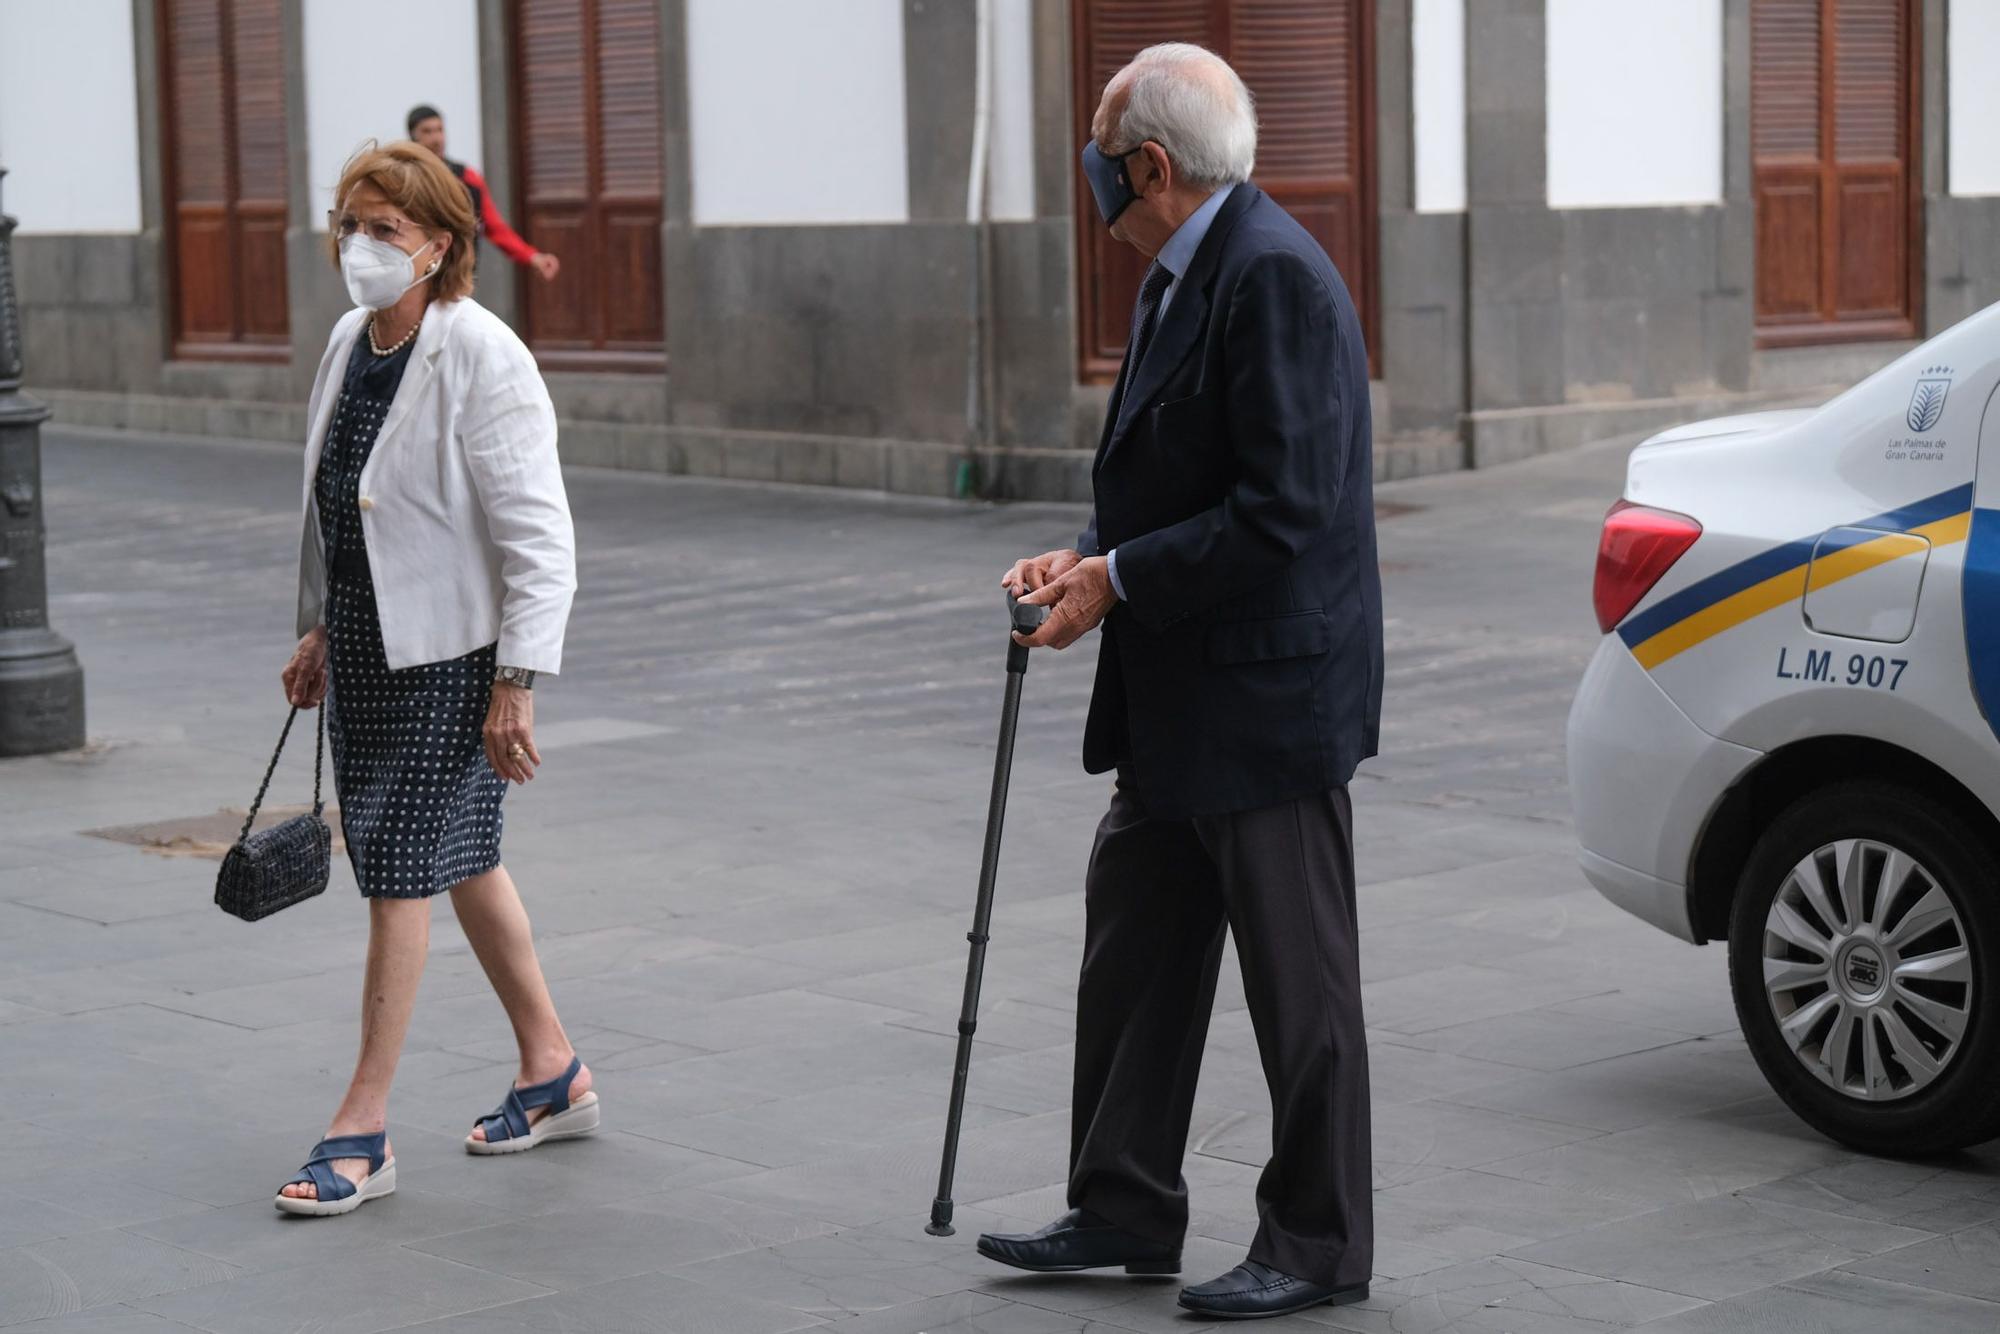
[1109,43,1257,189]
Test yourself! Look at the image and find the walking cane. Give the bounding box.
[927,590,1048,1237]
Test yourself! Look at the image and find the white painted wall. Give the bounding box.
[986,0,1036,222]
[1949,0,2000,196]
[1546,0,1722,209]
[303,0,485,227]
[0,0,142,233]
[1413,0,1466,213]
[687,0,909,226]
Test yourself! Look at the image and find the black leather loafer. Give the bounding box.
[1178,1260,1368,1319]
[975,1208,1181,1275]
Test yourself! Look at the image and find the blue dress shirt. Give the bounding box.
[1106,183,1237,601]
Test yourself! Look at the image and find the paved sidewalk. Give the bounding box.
[2,426,1996,1333]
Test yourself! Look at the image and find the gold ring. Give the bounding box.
[509,744,527,758]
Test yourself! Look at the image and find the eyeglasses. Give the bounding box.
[328,209,421,246]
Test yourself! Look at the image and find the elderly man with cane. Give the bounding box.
[982,43,1382,1319]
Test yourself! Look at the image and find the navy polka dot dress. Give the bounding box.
[317,331,506,899]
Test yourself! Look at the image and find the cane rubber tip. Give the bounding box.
[926,1221,956,1237]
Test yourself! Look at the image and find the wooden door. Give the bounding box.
[512,0,665,368]
[1072,0,1377,380]
[159,0,290,361]
[1751,0,1921,345]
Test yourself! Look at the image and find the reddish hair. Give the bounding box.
[327,139,477,301]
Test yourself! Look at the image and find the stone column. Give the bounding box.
[1463,0,1559,422]
[0,169,87,755]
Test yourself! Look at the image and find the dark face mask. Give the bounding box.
[1081,141,1142,226]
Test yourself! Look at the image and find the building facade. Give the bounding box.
[4,0,1998,500]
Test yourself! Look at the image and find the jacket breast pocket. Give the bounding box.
[1150,390,1223,442]
[1207,610,1332,666]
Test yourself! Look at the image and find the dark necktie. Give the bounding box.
[1104,262,1176,437]
[1128,261,1174,376]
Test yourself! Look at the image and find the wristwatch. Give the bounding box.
[493,665,536,691]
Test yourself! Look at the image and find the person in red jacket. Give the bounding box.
[407,105,560,283]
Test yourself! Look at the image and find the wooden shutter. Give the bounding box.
[1752,0,1920,344]
[516,0,593,350]
[164,0,232,348]
[595,0,665,349]
[1072,1,1377,381]
[1225,0,1373,372]
[1072,1,1217,376]
[514,0,664,367]
[229,0,289,343]
[160,0,290,359]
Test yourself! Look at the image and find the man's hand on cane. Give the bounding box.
[1010,556,1117,651]
[1001,548,1082,596]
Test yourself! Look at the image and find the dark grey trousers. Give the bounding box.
[1066,778,1372,1289]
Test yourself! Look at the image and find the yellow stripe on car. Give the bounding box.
[1631,512,1970,671]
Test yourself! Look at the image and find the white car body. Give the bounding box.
[1568,301,2000,945]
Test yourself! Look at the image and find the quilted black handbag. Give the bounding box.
[215,705,332,921]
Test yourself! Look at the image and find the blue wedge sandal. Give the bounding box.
[274,1131,395,1216]
[467,1055,601,1155]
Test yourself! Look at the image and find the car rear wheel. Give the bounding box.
[1728,780,2000,1156]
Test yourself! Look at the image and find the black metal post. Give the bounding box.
[0,168,86,755]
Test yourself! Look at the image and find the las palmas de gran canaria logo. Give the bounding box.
[1908,366,1952,434]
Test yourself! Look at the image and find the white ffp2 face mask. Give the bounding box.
[339,231,441,310]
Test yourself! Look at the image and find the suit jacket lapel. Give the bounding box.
[302,310,366,503]
[1107,286,1206,446]
[367,298,461,470]
[1095,185,1260,472]
[1094,321,1143,459]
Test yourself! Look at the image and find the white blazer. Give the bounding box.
[296,298,576,675]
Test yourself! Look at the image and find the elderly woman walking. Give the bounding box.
[274,141,596,1215]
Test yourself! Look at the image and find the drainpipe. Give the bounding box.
[957,0,995,499]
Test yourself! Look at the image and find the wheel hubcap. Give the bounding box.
[1761,838,1974,1101]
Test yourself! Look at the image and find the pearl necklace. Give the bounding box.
[367,313,422,358]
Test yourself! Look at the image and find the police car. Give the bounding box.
[1567,303,2000,1155]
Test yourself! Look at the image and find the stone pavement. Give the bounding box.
[2,425,1997,1333]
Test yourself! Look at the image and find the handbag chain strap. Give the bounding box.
[237,704,327,846]
[313,702,326,816]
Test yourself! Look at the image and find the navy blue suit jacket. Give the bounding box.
[1079,184,1383,820]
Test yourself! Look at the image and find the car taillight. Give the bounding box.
[1593,501,1701,634]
